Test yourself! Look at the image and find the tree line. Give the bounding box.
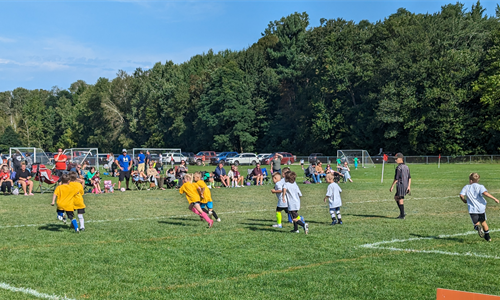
[1,2,500,156]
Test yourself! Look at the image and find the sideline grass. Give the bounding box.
[0,163,499,299]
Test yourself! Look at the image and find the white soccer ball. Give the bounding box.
[12,188,19,195]
[120,188,126,192]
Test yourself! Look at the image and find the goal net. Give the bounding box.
[336,150,375,168]
[9,147,53,167]
[63,148,99,168]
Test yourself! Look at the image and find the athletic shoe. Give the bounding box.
[338,220,343,225]
[208,220,214,228]
[290,230,299,233]
[304,223,309,234]
[80,228,85,232]
[75,229,80,233]
[57,215,63,221]
[396,215,405,219]
[63,217,67,224]
[330,220,337,226]
[272,224,282,228]
[476,224,485,238]
[208,211,213,215]
[126,188,132,191]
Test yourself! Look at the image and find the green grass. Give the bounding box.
[1,163,500,299]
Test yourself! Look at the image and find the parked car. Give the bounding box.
[262,152,296,165]
[257,153,271,163]
[162,153,188,165]
[225,153,259,166]
[211,152,239,165]
[194,151,217,165]
[181,152,196,164]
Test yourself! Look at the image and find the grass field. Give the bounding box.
[1,163,500,299]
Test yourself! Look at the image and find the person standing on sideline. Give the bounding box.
[270,153,283,175]
[137,150,145,173]
[54,148,68,178]
[145,151,152,170]
[389,153,411,219]
[115,149,132,190]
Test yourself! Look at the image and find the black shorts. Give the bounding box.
[65,211,74,220]
[119,170,131,181]
[395,184,407,198]
[76,208,85,214]
[470,213,486,224]
[276,206,288,213]
[289,211,299,219]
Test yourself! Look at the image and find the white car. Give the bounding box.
[162,153,188,164]
[226,153,259,166]
[257,153,271,162]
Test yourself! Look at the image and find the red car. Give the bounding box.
[194,151,217,166]
[263,152,296,165]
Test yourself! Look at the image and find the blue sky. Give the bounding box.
[0,0,498,91]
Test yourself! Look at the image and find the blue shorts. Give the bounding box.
[200,202,213,209]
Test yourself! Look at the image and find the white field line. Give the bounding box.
[360,229,500,259]
[0,195,455,229]
[0,282,75,300]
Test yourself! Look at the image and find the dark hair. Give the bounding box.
[286,171,297,183]
[60,174,70,184]
[69,171,78,181]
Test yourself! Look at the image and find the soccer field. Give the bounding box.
[1,163,499,299]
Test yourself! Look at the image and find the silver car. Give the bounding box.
[226,153,259,166]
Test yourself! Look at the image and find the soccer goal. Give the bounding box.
[9,147,53,166]
[63,148,99,169]
[337,150,375,168]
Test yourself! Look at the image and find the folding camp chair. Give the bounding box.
[32,164,59,194]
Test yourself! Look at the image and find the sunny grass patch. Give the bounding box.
[0,163,499,299]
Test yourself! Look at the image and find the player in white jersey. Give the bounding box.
[271,173,288,228]
[324,173,343,225]
[459,172,499,242]
[282,171,309,234]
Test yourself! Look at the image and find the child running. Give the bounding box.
[179,174,213,227]
[324,173,343,225]
[271,172,287,228]
[69,172,86,231]
[194,172,221,222]
[282,171,309,234]
[459,172,499,241]
[51,174,80,233]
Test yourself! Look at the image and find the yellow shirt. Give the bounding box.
[179,182,201,204]
[195,180,212,204]
[69,181,85,210]
[54,184,78,211]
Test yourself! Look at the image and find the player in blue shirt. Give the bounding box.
[115,149,132,190]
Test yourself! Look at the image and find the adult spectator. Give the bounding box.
[270,153,283,174]
[11,150,24,174]
[137,150,146,173]
[25,152,33,171]
[70,164,85,186]
[16,163,33,196]
[177,160,188,178]
[214,162,229,187]
[341,162,354,183]
[115,149,132,190]
[316,162,326,180]
[147,161,161,188]
[251,163,264,186]
[0,165,12,194]
[145,151,152,169]
[308,162,321,184]
[53,148,68,177]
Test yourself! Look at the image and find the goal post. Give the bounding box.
[9,147,53,167]
[337,150,375,168]
[63,148,99,169]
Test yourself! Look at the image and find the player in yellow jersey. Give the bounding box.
[51,174,80,233]
[179,174,213,227]
[69,172,86,232]
[194,172,221,222]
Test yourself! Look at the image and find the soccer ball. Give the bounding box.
[120,188,126,192]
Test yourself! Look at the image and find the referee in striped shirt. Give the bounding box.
[389,153,411,219]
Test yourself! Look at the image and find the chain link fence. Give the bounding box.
[293,155,500,165]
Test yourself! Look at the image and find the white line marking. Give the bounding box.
[0,282,76,300]
[360,229,500,259]
[0,195,456,229]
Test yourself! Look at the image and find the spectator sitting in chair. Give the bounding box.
[0,165,13,195]
[178,160,189,180]
[16,162,34,196]
[147,161,162,189]
[70,164,85,187]
[307,162,321,184]
[251,163,264,186]
[316,162,326,180]
[214,162,230,188]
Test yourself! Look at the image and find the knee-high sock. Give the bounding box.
[276,212,282,224]
[202,208,209,214]
[296,220,305,229]
[287,213,293,223]
[398,204,405,216]
[211,210,219,219]
[78,214,85,229]
[191,207,202,216]
[200,211,212,224]
[71,219,79,231]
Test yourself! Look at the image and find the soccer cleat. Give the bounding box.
[304,223,309,235]
[216,218,221,222]
[272,224,282,228]
[290,230,299,233]
[396,215,405,219]
[475,225,485,238]
[208,220,214,228]
[338,220,343,225]
[63,217,67,224]
[80,227,85,232]
[330,220,337,226]
[57,215,63,221]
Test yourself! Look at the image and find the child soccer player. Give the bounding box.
[271,172,287,228]
[282,171,309,234]
[179,174,213,227]
[459,172,499,242]
[324,173,343,225]
[281,167,293,223]
[51,174,80,233]
[194,172,221,222]
[69,172,86,231]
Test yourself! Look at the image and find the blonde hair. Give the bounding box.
[326,173,334,181]
[184,174,192,182]
[469,172,480,183]
[193,172,202,181]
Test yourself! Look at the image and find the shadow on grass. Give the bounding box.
[38,224,68,232]
[246,226,288,233]
[409,233,465,242]
[350,214,394,219]
[158,221,194,226]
